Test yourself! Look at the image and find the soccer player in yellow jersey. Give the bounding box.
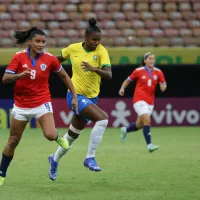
[48,18,112,180]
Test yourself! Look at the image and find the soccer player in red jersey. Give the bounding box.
[0,27,78,185]
[119,52,167,152]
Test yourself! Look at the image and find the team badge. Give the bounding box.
[40,64,47,71]
[93,55,98,61]
[142,76,146,79]
[153,75,158,80]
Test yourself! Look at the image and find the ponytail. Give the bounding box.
[13,27,46,45]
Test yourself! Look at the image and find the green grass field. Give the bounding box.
[0,127,200,200]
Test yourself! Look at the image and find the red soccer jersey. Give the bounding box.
[128,66,166,105]
[5,48,62,108]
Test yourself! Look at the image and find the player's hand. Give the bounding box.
[160,83,167,92]
[81,61,96,72]
[19,68,32,78]
[71,97,79,114]
[119,88,125,96]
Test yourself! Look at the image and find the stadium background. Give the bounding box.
[0,0,199,128]
[1,2,200,200]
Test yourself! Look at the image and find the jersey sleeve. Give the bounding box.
[159,71,166,84]
[99,47,111,68]
[128,69,138,81]
[51,56,63,72]
[61,45,71,60]
[5,54,20,74]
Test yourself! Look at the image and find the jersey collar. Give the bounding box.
[144,65,154,77]
[144,65,154,72]
[82,42,94,53]
[26,47,44,67]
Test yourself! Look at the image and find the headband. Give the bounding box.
[144,52,152,59]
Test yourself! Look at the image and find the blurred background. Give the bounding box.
[0,0,199,128]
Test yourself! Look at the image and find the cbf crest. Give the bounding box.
[40,64,47,71]
[153,75,158,80]
[93,55,98,61]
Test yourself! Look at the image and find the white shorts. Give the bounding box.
[133,101,154,116]
[11,102,53,121]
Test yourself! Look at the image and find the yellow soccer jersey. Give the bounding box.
[61,42,111,98]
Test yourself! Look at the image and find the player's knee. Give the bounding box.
[140,114,151,125]
[143,117,151,125]
[136,122,143,129]
[68,124,82,139]
[7,136,20,149]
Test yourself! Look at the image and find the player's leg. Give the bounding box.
[48,115,86,180]
[140,113,152,145]
[37,112,69,150]
[121,101,146,142]
[48,93,107,180]
[121,116,143,142]
[49,105,107,178]
[54,114,86,162]
[48,92,87,180]
[0,116,27,185]
[139,103,158,152]
[133,101,158,152]
[66,91,108,170]
[36,102,69,150]
[81,103,108,172]
[140,113,158,152]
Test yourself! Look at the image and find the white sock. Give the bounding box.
[54,133,75,162]
[147,143,152,149]
[86,119,108,158]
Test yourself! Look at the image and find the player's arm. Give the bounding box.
[159,82,167,92]
[56,55,66,63]
[119,79,131,96]
[3,73,21,83]
[56,47,70,64]
[2,69,31,84]
[2,55,31,84]
[119,69,137,96]
[94,65,112,80]
[81,47,112,80]
[81,61,112,80]
[56,68,78,113]
[159,71,167,92]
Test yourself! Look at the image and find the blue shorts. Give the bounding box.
[66,91,98,122]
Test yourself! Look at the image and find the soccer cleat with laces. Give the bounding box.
[121,127,127,142]
[56,136,69,150]
[0,176,5,186]
[148,144,159,153]
[84,157,101,172]
[48,154,58,181]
